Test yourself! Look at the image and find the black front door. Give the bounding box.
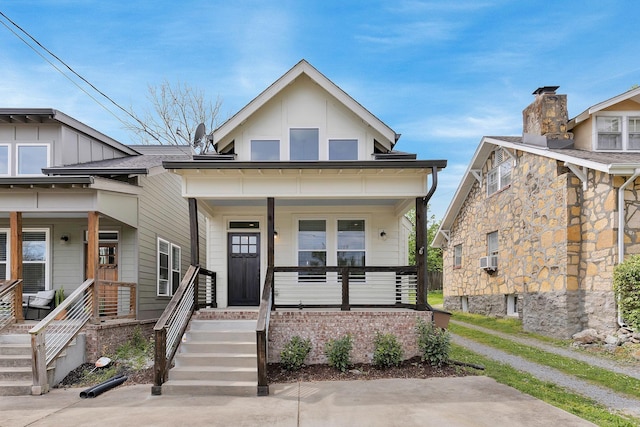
[228,233,260,306]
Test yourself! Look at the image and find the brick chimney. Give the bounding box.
[522,86,574,148]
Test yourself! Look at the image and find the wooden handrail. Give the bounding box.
[29,279,94,336]
[152,265,200,395]
[0,279,22,331]
[0,279,21,298]
[256,267,273,396]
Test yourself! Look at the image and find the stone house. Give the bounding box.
[432,86,640,338]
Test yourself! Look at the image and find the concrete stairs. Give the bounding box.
[0,333,32,396]
[162,319,258,396]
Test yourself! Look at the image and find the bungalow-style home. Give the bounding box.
[153,60,447,396]
[0,109,205,394]
[433,86,640,339]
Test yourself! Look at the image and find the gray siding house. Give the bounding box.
[0,109,204,321]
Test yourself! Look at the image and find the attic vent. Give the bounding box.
[495,148,505,164]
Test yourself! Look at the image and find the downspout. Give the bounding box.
[617,169,640,266]
[617,169,640,326]
[419,166,439,311]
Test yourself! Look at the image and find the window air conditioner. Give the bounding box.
[479,256,498,271]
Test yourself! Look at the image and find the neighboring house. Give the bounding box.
[433,86,640,338]
[0,109,204,321]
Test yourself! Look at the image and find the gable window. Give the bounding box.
[0,145,8,175]
[629,117,640,149]
[290,128,319,160]
[596,116,622,150]
[157,238,181,297]
[453,244,462,268]
[17,144,49,175]
[251,140,280,160]
[329,139,358,160]
[487,148,512,195]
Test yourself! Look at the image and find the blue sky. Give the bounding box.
[2,1,640,220]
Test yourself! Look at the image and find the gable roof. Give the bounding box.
[569,86,640,127]
[213,60,398,150]
[432,135,640,248]
[0,108,139,156]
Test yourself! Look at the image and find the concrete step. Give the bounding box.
[0,334,30,345]
[0,343,32,356]
[183,330,255,342]
[169,366,257,382]
[0,380,32,396]
[0,355,32,368]
[161,379,256,397]
[188,319,256,332]
[0,367,32,381]
[174,352,256,368]
[179,339,255,353]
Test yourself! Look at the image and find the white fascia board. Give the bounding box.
[570,86,640,126]
[89,176,141,195]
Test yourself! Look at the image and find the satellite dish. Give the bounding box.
[193,123,206,146]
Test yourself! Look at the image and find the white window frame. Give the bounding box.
[289,128,319,161]
[157,237,181,297]
[15,143,50,176]
[506,294,518,317]
[0,230,9,280]
[593,112,640,151]
[328,138,358,161]
[487,231,498,257]
[250,139,280,161]
[487,149,512,195]
[171,243,181,295]
[0,144,10,176]
[21,228,51,293]
[460,296,469,313]
[453,244,462,268]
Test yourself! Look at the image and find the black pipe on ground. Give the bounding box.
[80,374,128,398]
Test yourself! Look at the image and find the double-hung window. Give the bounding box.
[22,230,49,294]
[487,148,512,195]
[0,145,8,175]
[453,244,462,268]
[596,116,622,150]
[298,220,326,281]
[487,231,498,258]
[0,232,7,280]
[157,238,181,296]
[595,114,640,151]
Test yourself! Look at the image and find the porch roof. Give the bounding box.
[163,159,447,171]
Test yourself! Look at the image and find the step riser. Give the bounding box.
[180,342,255,353]
[161,383,256,397]
[189,320,256,332]
[184,331,255,342]
[0,358,31,368]
[169,370,257,382]
[174,355,256,368]
[0,370,31,381]
[0,336,31,345]
[0,346,31,356]
[0,384,32,396]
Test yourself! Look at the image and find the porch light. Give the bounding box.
[60,235,69,244]
[379,230,387,240]
[274,230,278,238]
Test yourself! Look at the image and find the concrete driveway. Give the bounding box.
[1,377,595,427]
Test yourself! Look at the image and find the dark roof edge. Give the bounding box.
[43,167,148,176]
[163,159,447,170]
[0,176,94,185]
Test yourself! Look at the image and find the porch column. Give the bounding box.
[188,198,199,308]
[87,211,99,320]
[10,212,23,322]
[415,198,427,311]
[267,198,275,310]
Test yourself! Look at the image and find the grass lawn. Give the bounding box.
[427,290,443,306]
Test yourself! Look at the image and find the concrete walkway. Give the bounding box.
[1,377,594,427]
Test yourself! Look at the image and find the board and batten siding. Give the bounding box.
[136,170,205,319]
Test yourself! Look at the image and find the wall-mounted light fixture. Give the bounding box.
[60,235,69,244]
[379,230,387,240]
[274,230,278,238]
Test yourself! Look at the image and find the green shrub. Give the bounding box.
[416,317,450,367]
[280,336,312,371]
[613,255,640,330]
[324,334,353,372]
[372,332,404,368]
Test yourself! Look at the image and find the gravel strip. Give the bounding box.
[451,320,640,380]
[452,334,640,418]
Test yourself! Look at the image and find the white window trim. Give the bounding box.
[22,228,51,292]
[506,294,518,317]
[156,238,182,297]
[15,143,51,176]
[453,244,462,268]
[0,144,10,176]
[328,138,359,161]
[0,229,9,280]
[593,111,640,151]
[249,139,281,161]
[487,149,512,196]
[288,127,320,161]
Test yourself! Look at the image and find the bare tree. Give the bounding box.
[124,80,222,154]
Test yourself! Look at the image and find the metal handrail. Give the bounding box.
[0,279,22,331]
[29,278,95,395]
[152,265,200,395]
[256,267,273,396]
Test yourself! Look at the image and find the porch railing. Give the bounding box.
[152,265,200,395]
[0,279,22,331]
[29,278,95,395]
[96,280,136,319]
[272,266,419,310]
[256,267,273,396]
